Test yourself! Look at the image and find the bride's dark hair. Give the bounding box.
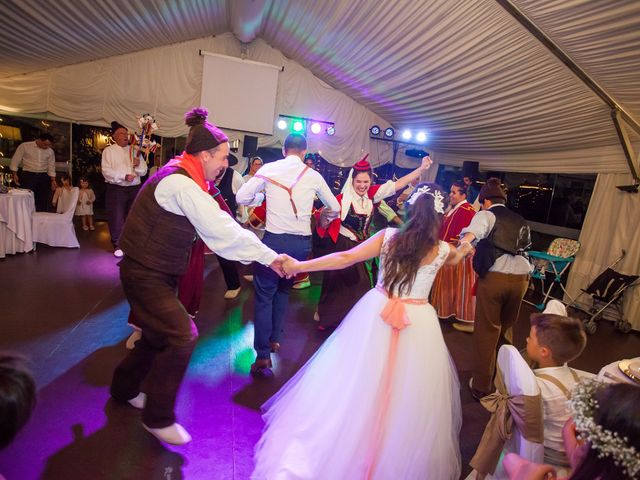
[382,183,447,296]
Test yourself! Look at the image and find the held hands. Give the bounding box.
[282,255,301,279]
[125,174,136,182]
[457,240,475,257]
[269,254,289,278]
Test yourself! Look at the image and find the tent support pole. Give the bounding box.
[496,0,640,179]
[612,110,640,183]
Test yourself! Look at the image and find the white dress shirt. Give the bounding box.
[10,141,56,176]
[460,204,532,274]
[339,181,396,241]
[236,155,339,236]
[534,366,594,457]
[101,144,148,186]
[155,174,278,266]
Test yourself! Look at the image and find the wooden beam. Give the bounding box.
[612,109,640,182]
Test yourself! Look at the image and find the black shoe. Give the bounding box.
[250,358,274,378]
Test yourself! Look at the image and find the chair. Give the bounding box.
[528,238,580,310]
[32,187,80,248]
[469,345,544,479]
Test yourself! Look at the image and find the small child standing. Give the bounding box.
[526,300,590,470]
[75,176,96,230]
[52,173,75,214]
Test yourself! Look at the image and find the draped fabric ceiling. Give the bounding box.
[1,0,639,327]
[0,0,639,172]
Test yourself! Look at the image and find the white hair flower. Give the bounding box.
[405,185,445,214]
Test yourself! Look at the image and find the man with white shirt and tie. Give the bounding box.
[10,133,57,212]
[237,133,340,376]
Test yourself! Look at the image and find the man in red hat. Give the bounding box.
[458,178,531,400]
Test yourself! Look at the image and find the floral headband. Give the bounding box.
[570,380,639,478]
[405,186,445,214]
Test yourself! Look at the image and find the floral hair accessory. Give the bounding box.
[406,185,445,214]
[570,379,640,478]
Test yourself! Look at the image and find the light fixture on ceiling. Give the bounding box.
[370,125,381,136]
[277,114,335,136]
[384,127,395,138]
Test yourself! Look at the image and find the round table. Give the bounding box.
[0,189,35,258]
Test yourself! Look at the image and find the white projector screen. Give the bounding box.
[200,52,280,135]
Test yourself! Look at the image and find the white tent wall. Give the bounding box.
[566,172,640,331]
[0,33,401,169]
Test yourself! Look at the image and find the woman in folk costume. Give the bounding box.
[315,154,433,330]
[430,180,477,331]
[253,183,464,480]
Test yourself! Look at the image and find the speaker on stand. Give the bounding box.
[242,135,258,158]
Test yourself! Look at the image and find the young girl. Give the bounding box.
[253,183,465,480]
[52,173,76,214]
[75,176,96,230]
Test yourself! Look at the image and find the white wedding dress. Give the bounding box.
[253,229,462,479]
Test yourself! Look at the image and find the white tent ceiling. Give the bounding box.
[1,0,639,170]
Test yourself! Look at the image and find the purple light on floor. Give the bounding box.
[310,122,322,134]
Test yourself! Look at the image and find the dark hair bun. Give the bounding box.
[185,107,209,127]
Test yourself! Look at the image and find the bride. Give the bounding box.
[252,183,466,480]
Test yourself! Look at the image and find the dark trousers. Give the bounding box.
[111,257,198,428]
[105,183,140,247]
[216,254,240,290]
[472,271,529,393]
[21,171,51,212]
[253,231,311,359]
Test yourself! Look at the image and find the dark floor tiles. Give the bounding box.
[0,221,638,479]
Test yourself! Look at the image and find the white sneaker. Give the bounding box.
[243,275,254,282]
[114,248,124,258]
[143,422,192,445]
[128,392,146,409]
[224,287,241,299]
[126,330,142,350]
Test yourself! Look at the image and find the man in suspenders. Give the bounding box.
[237,134,340,376]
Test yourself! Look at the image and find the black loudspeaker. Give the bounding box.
[242,135,258,157]
[462,161,479,180]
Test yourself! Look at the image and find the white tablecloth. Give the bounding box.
[0,189,35,258]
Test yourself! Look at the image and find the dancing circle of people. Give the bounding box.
[91,108,639,480]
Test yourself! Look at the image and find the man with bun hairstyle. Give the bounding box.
[110,108,285,445]
[101,120,148,257]
[458,177,531,400]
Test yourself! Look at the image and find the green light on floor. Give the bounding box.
[234,348,255,374]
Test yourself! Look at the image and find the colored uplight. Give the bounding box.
[277,119,287,130]
[292,120,304,132]
[384,127,395,138]
[326,125,336,136]
[416,131,427,143]
[401,130,412,140]
[310,122,322,134]
[370,125,381,136]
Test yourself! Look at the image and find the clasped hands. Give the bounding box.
[268,254,301,279]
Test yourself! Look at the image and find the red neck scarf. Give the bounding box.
[167,152,208,192]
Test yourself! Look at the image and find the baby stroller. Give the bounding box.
[571,250,639,334]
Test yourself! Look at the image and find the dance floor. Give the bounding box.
[1,222,639,479]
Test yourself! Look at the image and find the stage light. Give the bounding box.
[416,131,427,143]
[292,120,304,132]
[310,122,322,134]
[326,125,336,136]
[384,127,395,138]
[401,130,412,140]
[370,125,381,136]
[277,119,287,130]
